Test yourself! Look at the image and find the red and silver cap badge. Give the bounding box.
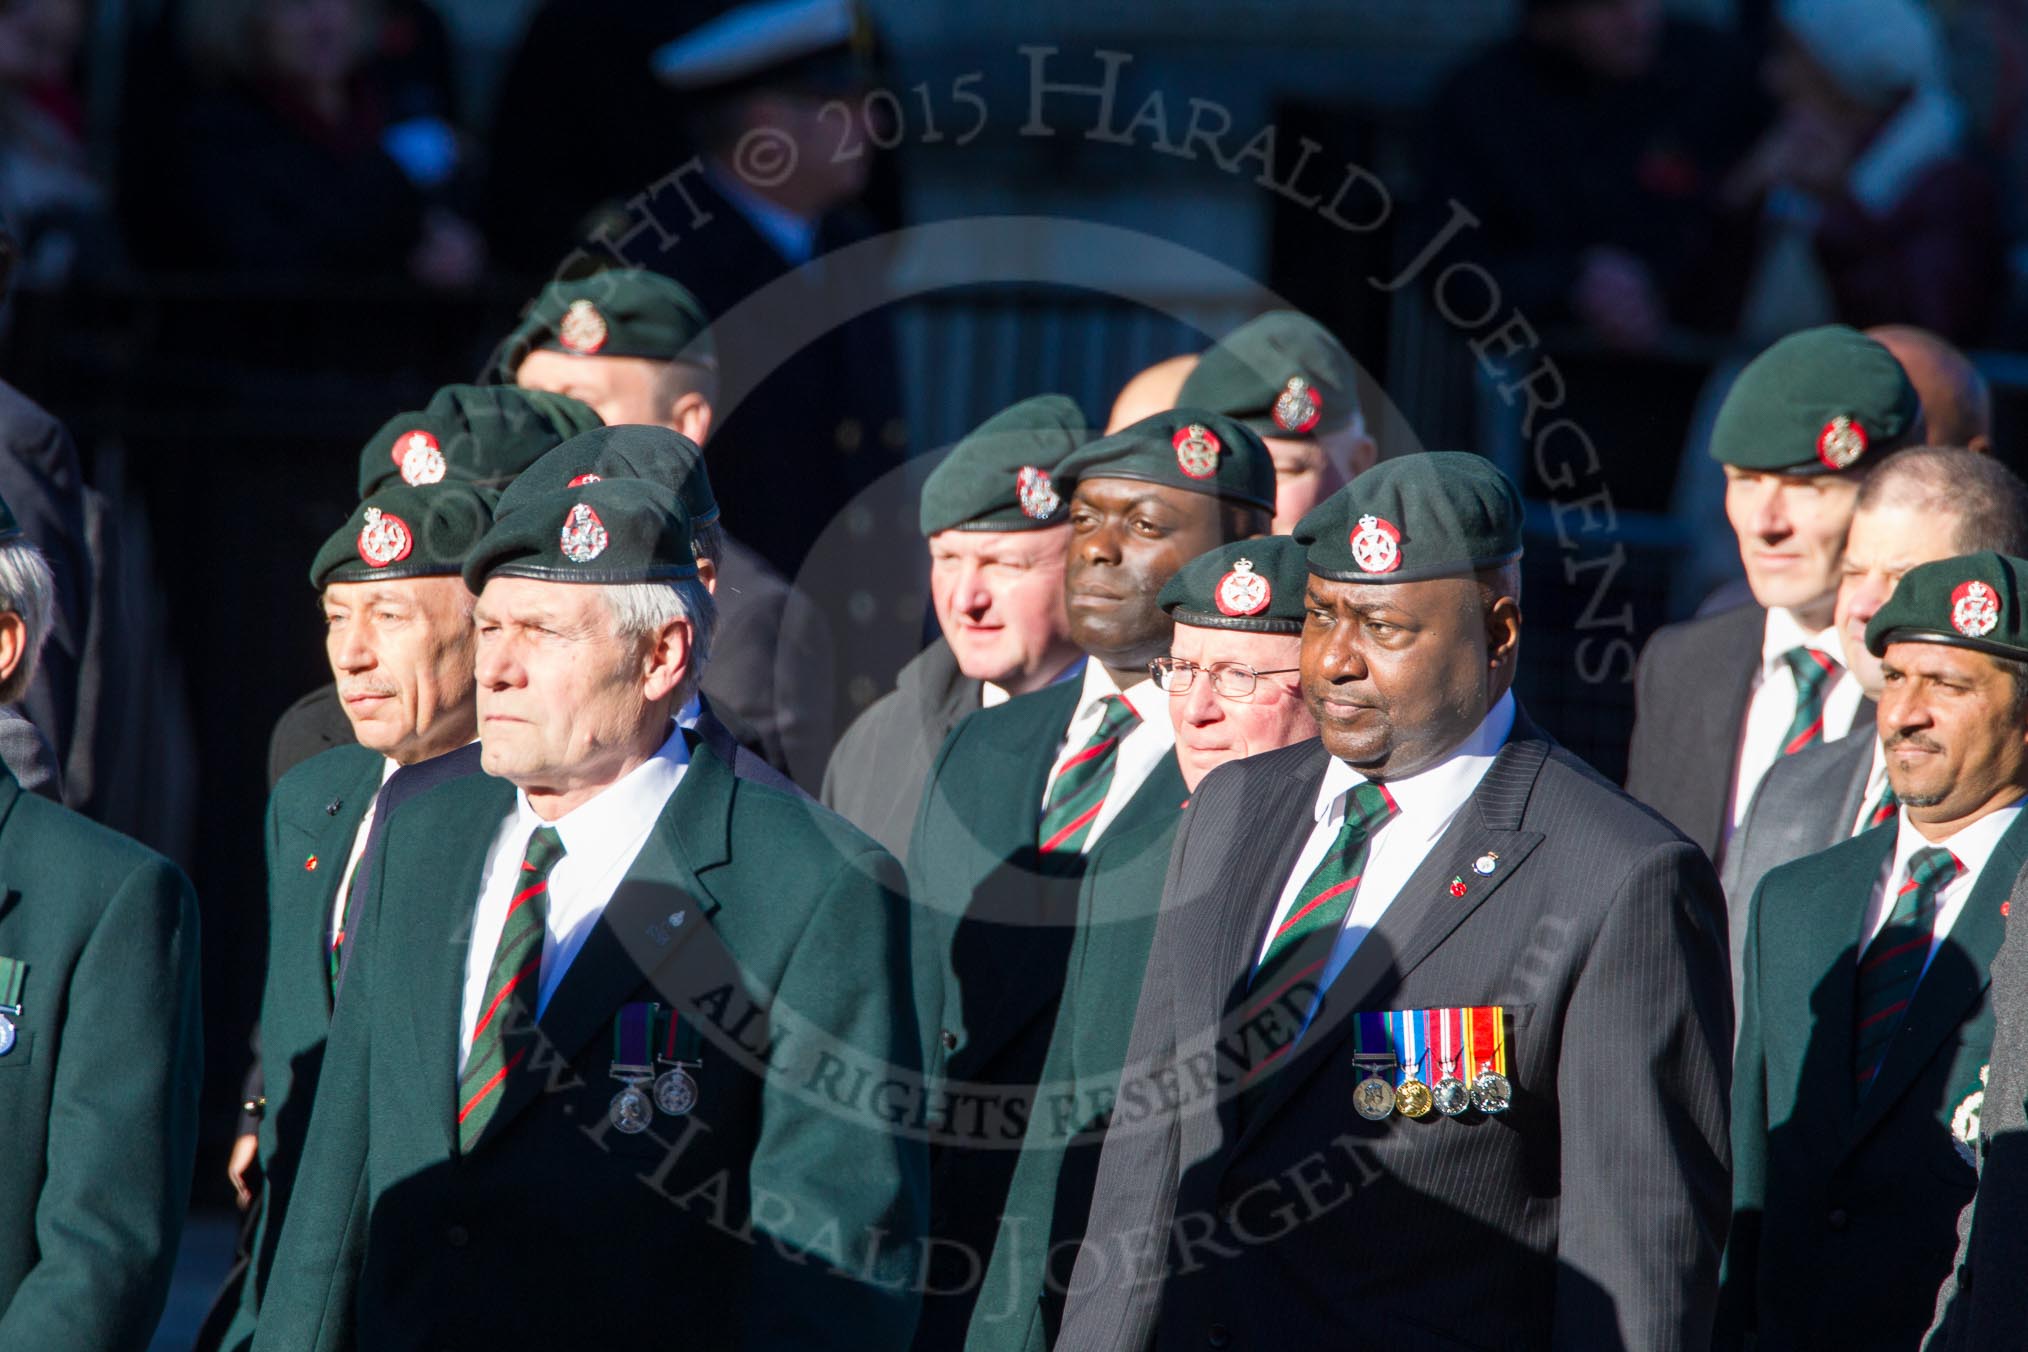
[558,299,609,355]
[392,429,446,486]
[1016,465,1062,520]
[1350,514,1402,574]
[567,472,603,488]
[1272,376,1323,435]
[1952,579,2001,638]
[356,507,414,568]
[1172,423,1222,479]
[559,502,610,563]
[1215,557,1271,616]
[1817,414,1868,471]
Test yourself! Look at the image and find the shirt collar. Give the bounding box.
[1076,656,1157,723]
[676,693,704,729]
[706,161,818,265]
[1761,606,1844,678]
[1313,689,1518,824]
[1891,799,2026,886]
[511,722,691,863]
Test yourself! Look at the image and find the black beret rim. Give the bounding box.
[1306,545,1525,586]
[932,511,1067,535]
[1713,429,1922,476]
[532,337,718,370]
[316,560,467,589]
[1071,467,1275,512]
[475,561,701,587]
[1864,627,2028,663]
[1235,406,1353,441]
[1164,605,1305,635]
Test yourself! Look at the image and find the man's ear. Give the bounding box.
[641,616,694,703]
[695,555,719,596]
[670,392,713,446]
[0,611,24,684]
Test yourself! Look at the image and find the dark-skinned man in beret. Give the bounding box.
[906,407,1273,1348]
[499,267,836,785]
[823,395,1089,858]
[967,536,1318,1352]
[1178,311,1378,535]
[0,493,202,1352]
[1059,452,1731,1350]
[1628,324,1923,862]
[1724,552,2028,1352]
[254,477,923,1350]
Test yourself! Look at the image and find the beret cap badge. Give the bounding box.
[1214,557,1271,617]
[393,428,446,486]
[1016,465,1062,521]
[558,299,610,355]
[1816,414,1868,471]
[1953,579,2001,638]
[1172,422,1222,480]
[356,506,414,568]
[1272,376,1323,435]
[559,502,611,563]
[1350,514,1402,575]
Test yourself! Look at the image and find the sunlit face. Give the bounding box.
[473,578,688,799]
[1879,641,2028,824]
[1065,478,1230,675]
[1165,625,1315,792]
[1834,502,1965,697]
[927,525,1079,694]
[1724,466,1863,621]
[323,577,477,764]
[515,350,712,443]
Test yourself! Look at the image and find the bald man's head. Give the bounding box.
[1867,324,1992,455]
[1105,352,1199,433]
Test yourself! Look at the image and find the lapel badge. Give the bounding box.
[391,428,446,486]
[667,910,686,928]
[1449,877,1467,897]
[304,855,319,871]
[1473,852,1499,876]
[1951,1065,1988,1167]
[325,799,342,816]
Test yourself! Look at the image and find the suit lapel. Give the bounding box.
[467,742,735,1150]
[288,755,384,1017]
[0,773,22,927]
[1851,811,2028,1143]
[1783,825,1896,1138]
[1228,733,1550,1155]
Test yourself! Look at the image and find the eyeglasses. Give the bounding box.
[1149,657,1301,699]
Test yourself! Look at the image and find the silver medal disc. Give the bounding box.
[653,1066,698,1116]
[0,1011,14,1057]
[1470,1070,1513,1115]
[1432,1076,1469,1117]
[1354,1074,1396,1121]
[609,1083,654,1134]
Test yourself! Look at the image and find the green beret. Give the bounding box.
[496,426,718,530]
[463,478,698,590]
[358,385,603,498]
[1177,311,1358,440]
[310,482,497,590]
[919,394,1089,535]
[1055,408,1275,512]
[1708,324,1922,475]
[1158,537,1311,634]
[1296,452,1524,584]
[1865,551,2028,661]
[493,268,716,381]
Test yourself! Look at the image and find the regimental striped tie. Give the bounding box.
[328,866,363,997]
[1853,844,1961,1093]
[1862,781,1898,833]
[1780,646,1843,756]
[458,825,565,1151]
[1250,781,1400,996]
[1038,695,1141,854]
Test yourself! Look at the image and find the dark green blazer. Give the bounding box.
[252,738,925,1352]
[0,770,202,1351]
[1723,811,2028,1351]
[905,680,1186,1349]
[224,743,383,1348]
[967,807,1182,1352]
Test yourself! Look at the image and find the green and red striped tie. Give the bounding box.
[458,825,565,1152]
[1251,781,1399,997]
[1862,781,1897,833]
[1853,845,1960,1093]
[1780,646,1842,756]
[1038,695,1140,854]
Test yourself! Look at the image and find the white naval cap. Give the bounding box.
[651,0,856,92]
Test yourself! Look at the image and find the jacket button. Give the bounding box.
[1827,1209,1849,1231]
[1207,1325,1231,1348]
[940,1030,958,1051]
[445,1225,470,1248]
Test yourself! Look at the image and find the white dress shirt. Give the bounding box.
[457,724,690,1070]
[1862,803,2023,981]
[1039,660,1177,851]
[1726,607,1864,840]
[327,756,400,949]
[1260,692,1518,1028]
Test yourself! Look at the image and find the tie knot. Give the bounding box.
[1347,780,1399,833]
[1096,694,1141,736]
[1906,845,1961,895]
[1782,645,1840,692]
[521,825,567,879]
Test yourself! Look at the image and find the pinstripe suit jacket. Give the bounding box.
[1056,712,1732,1352]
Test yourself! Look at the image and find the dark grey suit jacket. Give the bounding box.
[820,637,981,859]
[1926,855,2028,1350]
[1719,717,1876,1016]
[707,534,836,789]
[0,706,58,800]
[1057,714,1732,1352]
[1626,601,1765,860]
